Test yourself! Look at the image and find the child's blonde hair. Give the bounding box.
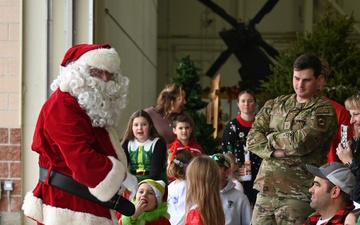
[225,153,239,181]
[186,155,225,225]
[345,93,360,139]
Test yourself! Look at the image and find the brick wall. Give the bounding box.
[0,0,20,127]
[0,128,21,212]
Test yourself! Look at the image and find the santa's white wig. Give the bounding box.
[50,44,129,127]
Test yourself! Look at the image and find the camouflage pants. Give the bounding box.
[251,193,314,225]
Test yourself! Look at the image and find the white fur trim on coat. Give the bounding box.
[107,126,128,168]
[22,192,118,225]
[89,156,126,201]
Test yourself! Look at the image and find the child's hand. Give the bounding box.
[137,199,148,211]
[132,199,147,219]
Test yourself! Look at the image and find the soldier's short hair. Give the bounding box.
[293,53,322,78]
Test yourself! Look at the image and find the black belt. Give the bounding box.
[130,169,150,176]
[39,166,135,216]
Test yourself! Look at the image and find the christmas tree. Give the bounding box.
[170,56,221,155]
[259,4,360,103]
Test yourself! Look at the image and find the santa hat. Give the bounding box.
[60,43,120,74]
[139,179,167,205]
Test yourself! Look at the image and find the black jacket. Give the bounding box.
[350,138,360,202]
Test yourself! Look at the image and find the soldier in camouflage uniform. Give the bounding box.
[246,53,338,225]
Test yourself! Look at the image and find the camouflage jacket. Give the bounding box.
[246,92,337,201]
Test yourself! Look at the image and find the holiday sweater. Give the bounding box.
[122,138,167,183]
[222,115,262,182]
[221,115,262,204]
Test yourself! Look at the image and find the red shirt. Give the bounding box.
[302,204,354,225]
[168,138,204,156]
[326,98,353,162]
[185,208,204,225]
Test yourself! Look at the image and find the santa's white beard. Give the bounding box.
[51,65,129,127]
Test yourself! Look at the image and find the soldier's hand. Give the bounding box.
[272,149,286,158]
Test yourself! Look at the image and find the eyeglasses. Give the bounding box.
[89,68,115,81]
[209,154,230,168]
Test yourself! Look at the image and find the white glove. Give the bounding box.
[121,172,138,200]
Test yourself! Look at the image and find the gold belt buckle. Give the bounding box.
[136,169,146,176]
[113,194,122,210]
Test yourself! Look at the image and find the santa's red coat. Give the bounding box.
[22,89,128,225]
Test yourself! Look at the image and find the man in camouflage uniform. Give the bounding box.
[247,53,338,225]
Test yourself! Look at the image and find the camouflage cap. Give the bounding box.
[306,162,355,195]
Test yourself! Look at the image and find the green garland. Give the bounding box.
[121,201,169,225]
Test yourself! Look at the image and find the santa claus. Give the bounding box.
[22,44,138,225]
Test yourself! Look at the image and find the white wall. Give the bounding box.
[22,1,48,224]
[94,1,158,137]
